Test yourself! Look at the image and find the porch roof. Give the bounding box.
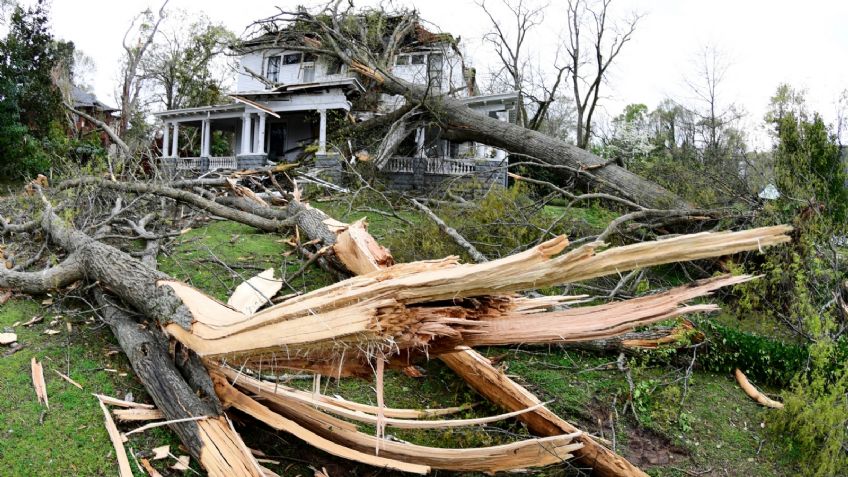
[153,86,353,122]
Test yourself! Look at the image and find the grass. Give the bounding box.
[0,299,180,476]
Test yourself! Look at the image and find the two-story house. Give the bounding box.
[155,21,516,188]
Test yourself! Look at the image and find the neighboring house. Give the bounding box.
[155,20,516,190]
[70,85,120,147]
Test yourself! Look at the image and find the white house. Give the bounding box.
[154,21,517,177]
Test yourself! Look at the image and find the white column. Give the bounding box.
[475,143,486,158]
[253,113,262,154]
[415,127,425,158]
[240,113,251,155]
[256,113,267,154]
[494,110,507,160]
[171,122,179,157]
[317,109,327,155]
[202,118,211,157]
[161,123,170,157]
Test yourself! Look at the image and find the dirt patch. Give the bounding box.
[625,426,689,467]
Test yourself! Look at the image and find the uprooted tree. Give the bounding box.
[0,166,791,476]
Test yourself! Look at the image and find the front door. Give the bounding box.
[268,124,286,162]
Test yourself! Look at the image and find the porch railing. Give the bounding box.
[383,157,499,176]
[209,156,237,170]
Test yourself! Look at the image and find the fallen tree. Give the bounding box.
[248,5,691,210]
[0,175,792,476]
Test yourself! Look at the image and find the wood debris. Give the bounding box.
[96,396,133,477]
[734,368,784,409]
[171,455,191,471]
[113,408,165,422]
[31,358,48,408]
[54,370,83,389]
[151,445,170,460]
[93,394,155,409]
[227,268,283,315]
[140,458,164,477]
[0,332,16,345]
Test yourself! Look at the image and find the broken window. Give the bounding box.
[303,53,317,63]
[283,53,302,65]
[326,57,343,75]
[395,55,410,66]
[266,56,281,82]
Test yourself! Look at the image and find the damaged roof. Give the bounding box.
[72,85,118,112]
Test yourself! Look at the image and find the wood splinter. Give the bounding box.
[734,368,784,409]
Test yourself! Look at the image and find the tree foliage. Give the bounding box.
[0,0,64,178]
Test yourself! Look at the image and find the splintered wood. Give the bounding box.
[31,358,48,408]
[156,224,790,475]
[227,268,283,315]
[162,226,791,364]
[735,368,784,409]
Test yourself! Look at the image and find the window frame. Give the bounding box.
[266,55,281,82]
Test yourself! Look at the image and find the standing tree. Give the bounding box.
[0,0,63,177]
[118,0,169,139]
[142,10,235,111]
[564,0,639,149]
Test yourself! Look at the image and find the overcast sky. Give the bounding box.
[15,0,848,148]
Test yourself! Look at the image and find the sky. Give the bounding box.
[11,0,848,149]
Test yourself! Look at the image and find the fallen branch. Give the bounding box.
[734,368,784,409]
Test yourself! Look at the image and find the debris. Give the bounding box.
[113,408,165,422]
[0,289,12,304]
[171,455,191,471]
[0,332,17,345]
[23,315,43,326]
[151,445,170,460]
[227,268,283,315]
[92,394,155,409]
[734,368,784,409]
[96,396,133,477]
[31,358,48,408]
[140,458,164,477]
[124,415,210,438]
[44,329,60,335]
[54,370,83,389]
[2,342,24,357]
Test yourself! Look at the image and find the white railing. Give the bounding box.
[175,157,202,171]
[384,156,415,173]
[424,158,476,175]
[209,156,237,170]
[383,157,498,176]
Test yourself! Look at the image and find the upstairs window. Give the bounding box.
[410,54,426,65]
[395,55,410,66]
[266,56,281,82]
[283,53,302,65]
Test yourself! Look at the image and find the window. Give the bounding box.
[410,54,426,65]
[395,55,409,66]
[283,53,302,65]
[303,53,317,63]
[266,56,280,82]
[326,57,343,75]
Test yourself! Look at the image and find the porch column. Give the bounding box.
[415,127,425,158]
[255,113,266,154]
[161,122,170,157]
[240,113,251,155]
[201,118,211,157]
[171,122,179,157]
[494,111,507,160]
[317,109,327,155]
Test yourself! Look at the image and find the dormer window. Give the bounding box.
[410,54,426,65]
[395,55,409,66]
[266,56,281,82]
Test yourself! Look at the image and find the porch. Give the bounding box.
[154,81,358,174]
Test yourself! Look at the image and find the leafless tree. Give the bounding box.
[478,0,568,130]
[684,46,744,165]
[564,0,640,149]
[118,0,169,137]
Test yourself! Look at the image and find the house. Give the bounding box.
[154,20,516,190]
[70,85,120,148]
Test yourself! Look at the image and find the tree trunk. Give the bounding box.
[382,79,690,210]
